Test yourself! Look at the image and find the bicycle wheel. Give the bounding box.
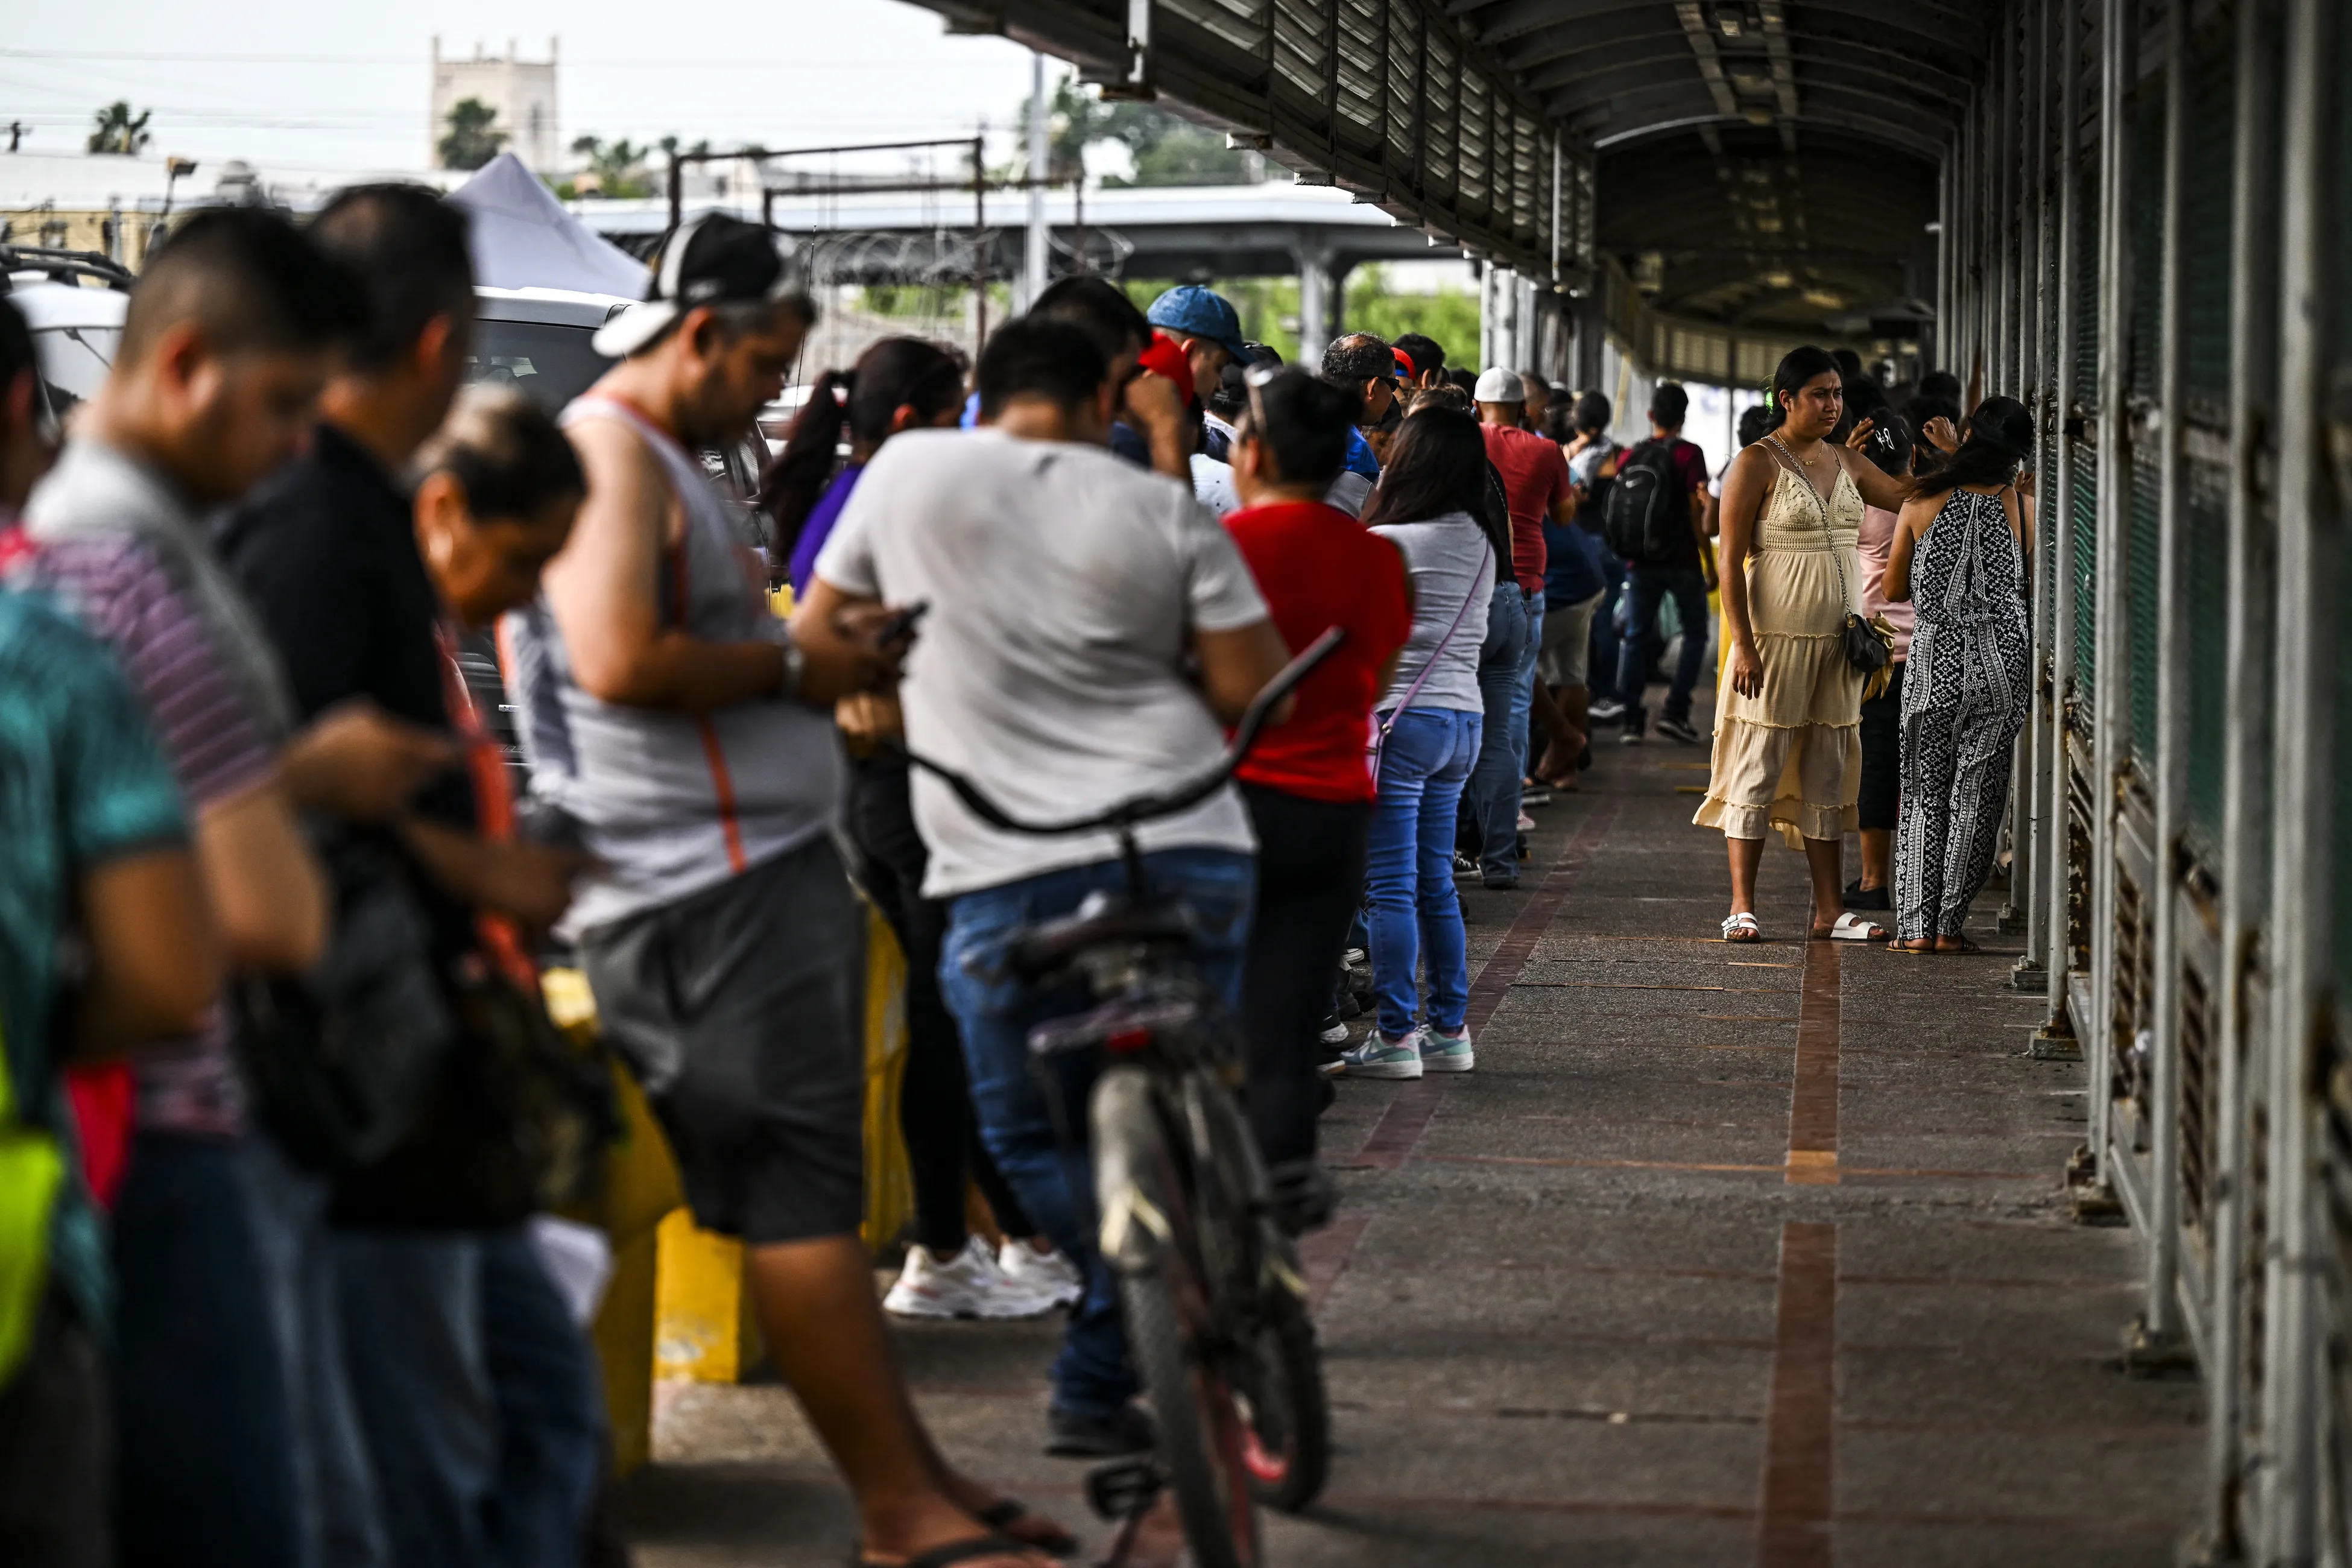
[1239,1298,1331,1513]
[1119,1267,1260,1568]
[1095,1068,1259,1568]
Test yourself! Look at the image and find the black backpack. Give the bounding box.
[1602,439,1691,566]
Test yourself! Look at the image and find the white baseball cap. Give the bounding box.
[592,213,806,359]
[1473,366,1525,403]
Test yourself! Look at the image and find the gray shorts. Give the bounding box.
[1538,591,1605,687]
[577,835,864,1246]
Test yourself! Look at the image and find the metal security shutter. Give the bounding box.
[2072,449,2099,728]
[2127,451,2161,768]
[2074,157,2102,400]
[2127,90,2165,404]
[2182,18,2236,407]
[2184,475,2229,853]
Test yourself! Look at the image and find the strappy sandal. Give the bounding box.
[1934,934,1981,953]
[852,1535,1042,1568]
[1813,913,1888,942]
[979,1500,1076,1557]
[1722,912,1763,943]
[1888,937,1936,954]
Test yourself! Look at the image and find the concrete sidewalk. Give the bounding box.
[619,713,2202,1566]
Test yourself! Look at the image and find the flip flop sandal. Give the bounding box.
[979,1500,1076,1557]
[1935,934,1982,953]
[852,1535,1040,1568]
[1815,913,1888,942]
[1722,912,1764,943]
[1888,937,1936,954]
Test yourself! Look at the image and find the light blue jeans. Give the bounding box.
[1466,583,1540,884]
[1368,706,1483,1038]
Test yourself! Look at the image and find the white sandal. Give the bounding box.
[1721,912,1763,943]
[1817,912,1888,942]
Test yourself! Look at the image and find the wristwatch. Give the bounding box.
[777,636,806,700]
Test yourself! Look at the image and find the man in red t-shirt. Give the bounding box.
[1221,367,1411,1195]
[1470,366,1574,884]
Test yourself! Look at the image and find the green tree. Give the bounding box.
[1020,74,1267,188]
[438,98,506,171]
[87,102,151,156]
[568,136,654,199]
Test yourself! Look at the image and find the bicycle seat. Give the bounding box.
[1009,899,1199,981]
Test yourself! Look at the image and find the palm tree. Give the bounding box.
[438,98,507,171]
[87,102,151,156]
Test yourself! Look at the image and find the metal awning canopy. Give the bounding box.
[904,0,1996,338]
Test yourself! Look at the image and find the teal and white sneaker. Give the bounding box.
[1420,1025,1475,1073]
[1339,1030,1424,1080]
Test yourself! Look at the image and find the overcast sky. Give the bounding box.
[2,0,1044,175]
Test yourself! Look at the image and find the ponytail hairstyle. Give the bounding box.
[1765,344,1841,429]
[1914,394,2034,495]
[760,335,966,558]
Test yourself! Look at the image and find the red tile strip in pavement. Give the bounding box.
[1344,801,1620,1174]
[1757,1221,1839,1568]
[1785,939,1841,1186]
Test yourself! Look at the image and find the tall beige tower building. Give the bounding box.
[429,37,560,172]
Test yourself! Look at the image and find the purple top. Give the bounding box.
[789,464,865,597]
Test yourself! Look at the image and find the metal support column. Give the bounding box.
[2015,0,2057,988]
[1936,156,1953,373]
[2199,0,2283,1552]
[2085,0,2136,1185]
[1297,244,1333,367]
[2041,0,2086,1053]
[1994,2,2018,397]
[2257,0,2339,1551]
[2135,0,2190,1357]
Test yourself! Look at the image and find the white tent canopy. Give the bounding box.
[449,153,648,299]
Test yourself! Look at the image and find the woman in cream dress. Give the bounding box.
[1698,346,1912,942]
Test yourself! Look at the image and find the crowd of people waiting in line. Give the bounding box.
[0,174,2044,1568]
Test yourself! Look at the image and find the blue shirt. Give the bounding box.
[1541,518,1607,608]
[1342,426,1380,481]
[0,584,188,1332]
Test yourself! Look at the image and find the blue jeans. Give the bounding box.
[241,1135,387,1568]
[1589,569,1625,705]
[1616,566,1712,733]
[940,848,1256,1421]
[1368,707,1482,1038]
[336,1229,602,1568]
[1465,583,1538,884]
[114,1132,301,1568]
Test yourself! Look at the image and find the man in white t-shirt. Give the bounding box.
[803,314,1289,1460]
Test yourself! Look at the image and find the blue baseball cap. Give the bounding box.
[1145,285,1247,361]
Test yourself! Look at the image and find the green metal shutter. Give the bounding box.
[2127,452,2162,770]
[2128,91,2165,403]
[2183,22,2236,405]
[2184,479,2228,853]
[2071,445,2099,729]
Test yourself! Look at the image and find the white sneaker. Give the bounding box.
[1516,812,1537,832]
[884,1237,1051,1319]
[997,1239,1085,1309]
[1319,1018,1351,1046]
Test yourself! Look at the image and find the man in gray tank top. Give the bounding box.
[505,217,1069,1566]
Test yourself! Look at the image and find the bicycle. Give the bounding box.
[904,627,1345,1568]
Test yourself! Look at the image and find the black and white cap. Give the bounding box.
[592,214,805,359]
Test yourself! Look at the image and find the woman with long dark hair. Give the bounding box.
[1338,408,1499,1078]
[762,337,967,595]
[769,339,1078,1317]
[1882,395,2037,952]
[1698,346,1912,942]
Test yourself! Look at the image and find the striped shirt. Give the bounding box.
[18,446,278,1139]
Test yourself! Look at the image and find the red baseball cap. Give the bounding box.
[1391,346,1416,379]
[1138,329,1198,405]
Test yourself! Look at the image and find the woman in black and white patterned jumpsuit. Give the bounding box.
[1882,396,2037,952]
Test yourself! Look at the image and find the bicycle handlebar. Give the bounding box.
[901,625,1347,838]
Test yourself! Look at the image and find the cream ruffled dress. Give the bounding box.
[1693,461,1867,844]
